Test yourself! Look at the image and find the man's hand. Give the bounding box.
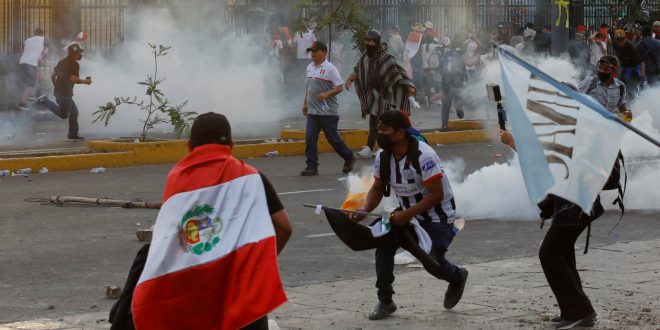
[316,92,327,101]
[499,130,516,150]
[407,86,416,96]
[302,105,308,117]
[84,78,92,85]
[390,210,412,226]
[344,79,353,91]
[350,211,366,222]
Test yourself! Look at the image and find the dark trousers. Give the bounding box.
[305,114,353,168]
[41,94,79,138]
[539,224,595,321]
[241,316,268,330]
[366,114,378,150]
[441,85,461,129]
[375,221,461,302]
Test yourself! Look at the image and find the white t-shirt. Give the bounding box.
[374,141,456,223]
[295,30,315,59]
[306,59,344,116]
[590,40,607,66]
[270,39,283,58]
[19,36,47,66]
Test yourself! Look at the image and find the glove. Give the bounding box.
[408,96,421,109]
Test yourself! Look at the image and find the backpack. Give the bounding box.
[379,135,424,197]
[537,152,626,254]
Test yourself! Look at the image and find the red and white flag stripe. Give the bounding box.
[132,145,286,330]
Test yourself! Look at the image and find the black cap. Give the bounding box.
[378,110,411,131]
[189,112,232,149]
[598,55,619,68]
[306,40,327,52]
[363,29,381,42]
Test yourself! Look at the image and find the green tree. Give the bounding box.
[93,43,196,142]
[295,0,371,59]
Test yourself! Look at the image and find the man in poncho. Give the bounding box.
[345,29,416,159]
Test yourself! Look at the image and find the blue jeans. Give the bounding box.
[305,114,353,168]
[375,221,460,302]
[41,95,79,138]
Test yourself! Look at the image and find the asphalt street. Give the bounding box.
[1,142,659,324]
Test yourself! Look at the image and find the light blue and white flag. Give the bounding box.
[498,47,625,212]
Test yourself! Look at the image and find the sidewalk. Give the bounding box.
[3,239,659,330]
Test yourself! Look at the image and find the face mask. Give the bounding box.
[365,44,378,56]
[377,133,394,150]
[598,71,611,83]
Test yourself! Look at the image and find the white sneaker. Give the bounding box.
[357,146,374,158]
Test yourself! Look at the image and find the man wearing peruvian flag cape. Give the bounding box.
[131,112,292,330]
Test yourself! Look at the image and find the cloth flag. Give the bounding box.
[132,144,286,330]
[498,47,625,212]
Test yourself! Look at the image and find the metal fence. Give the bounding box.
[3,0,660,58]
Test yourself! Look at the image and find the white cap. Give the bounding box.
[424,21,433,29]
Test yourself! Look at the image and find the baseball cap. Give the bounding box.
[598,55,619,68]
[189,112,232,148]
[306,40,327,52]
[576,25,587,33]
[363,29,381,42]
[654,21,660,27]
[614,29,626,39]
[424,21,434,29]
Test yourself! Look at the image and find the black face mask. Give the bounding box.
[365,44,379,57]
[377,133,394,150]
[597,72,612,83]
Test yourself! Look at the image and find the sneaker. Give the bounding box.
[368,301,397,320]
[300,167,318,176]
[66,136,85,142]
[551,316,562,323]
[34,94,47,103]
[555,312,596,329]
[444,268,468,309]
[357,146,374,158]
[18,104,31,111]
[342,157,356,173]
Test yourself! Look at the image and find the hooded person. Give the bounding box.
[345,29,416,159]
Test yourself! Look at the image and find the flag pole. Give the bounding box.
[302,203,382,217]
[494,44,660,149]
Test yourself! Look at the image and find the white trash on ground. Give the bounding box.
[394,250,418,265]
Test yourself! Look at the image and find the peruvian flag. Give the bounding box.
[132,144,287,329]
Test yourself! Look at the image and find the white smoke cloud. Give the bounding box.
[343,54,660,221]
[73,7,291,139]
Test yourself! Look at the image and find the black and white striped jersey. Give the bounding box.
[374,141,456,223]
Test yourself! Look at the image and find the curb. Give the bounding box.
[0,124,493,172]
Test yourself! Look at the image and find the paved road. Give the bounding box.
[1,142,659,326]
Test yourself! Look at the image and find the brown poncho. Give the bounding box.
[353,44,415,117]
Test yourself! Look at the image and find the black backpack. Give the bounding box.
[537,152,626,254]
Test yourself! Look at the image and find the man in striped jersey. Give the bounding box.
[351,110,468,320]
